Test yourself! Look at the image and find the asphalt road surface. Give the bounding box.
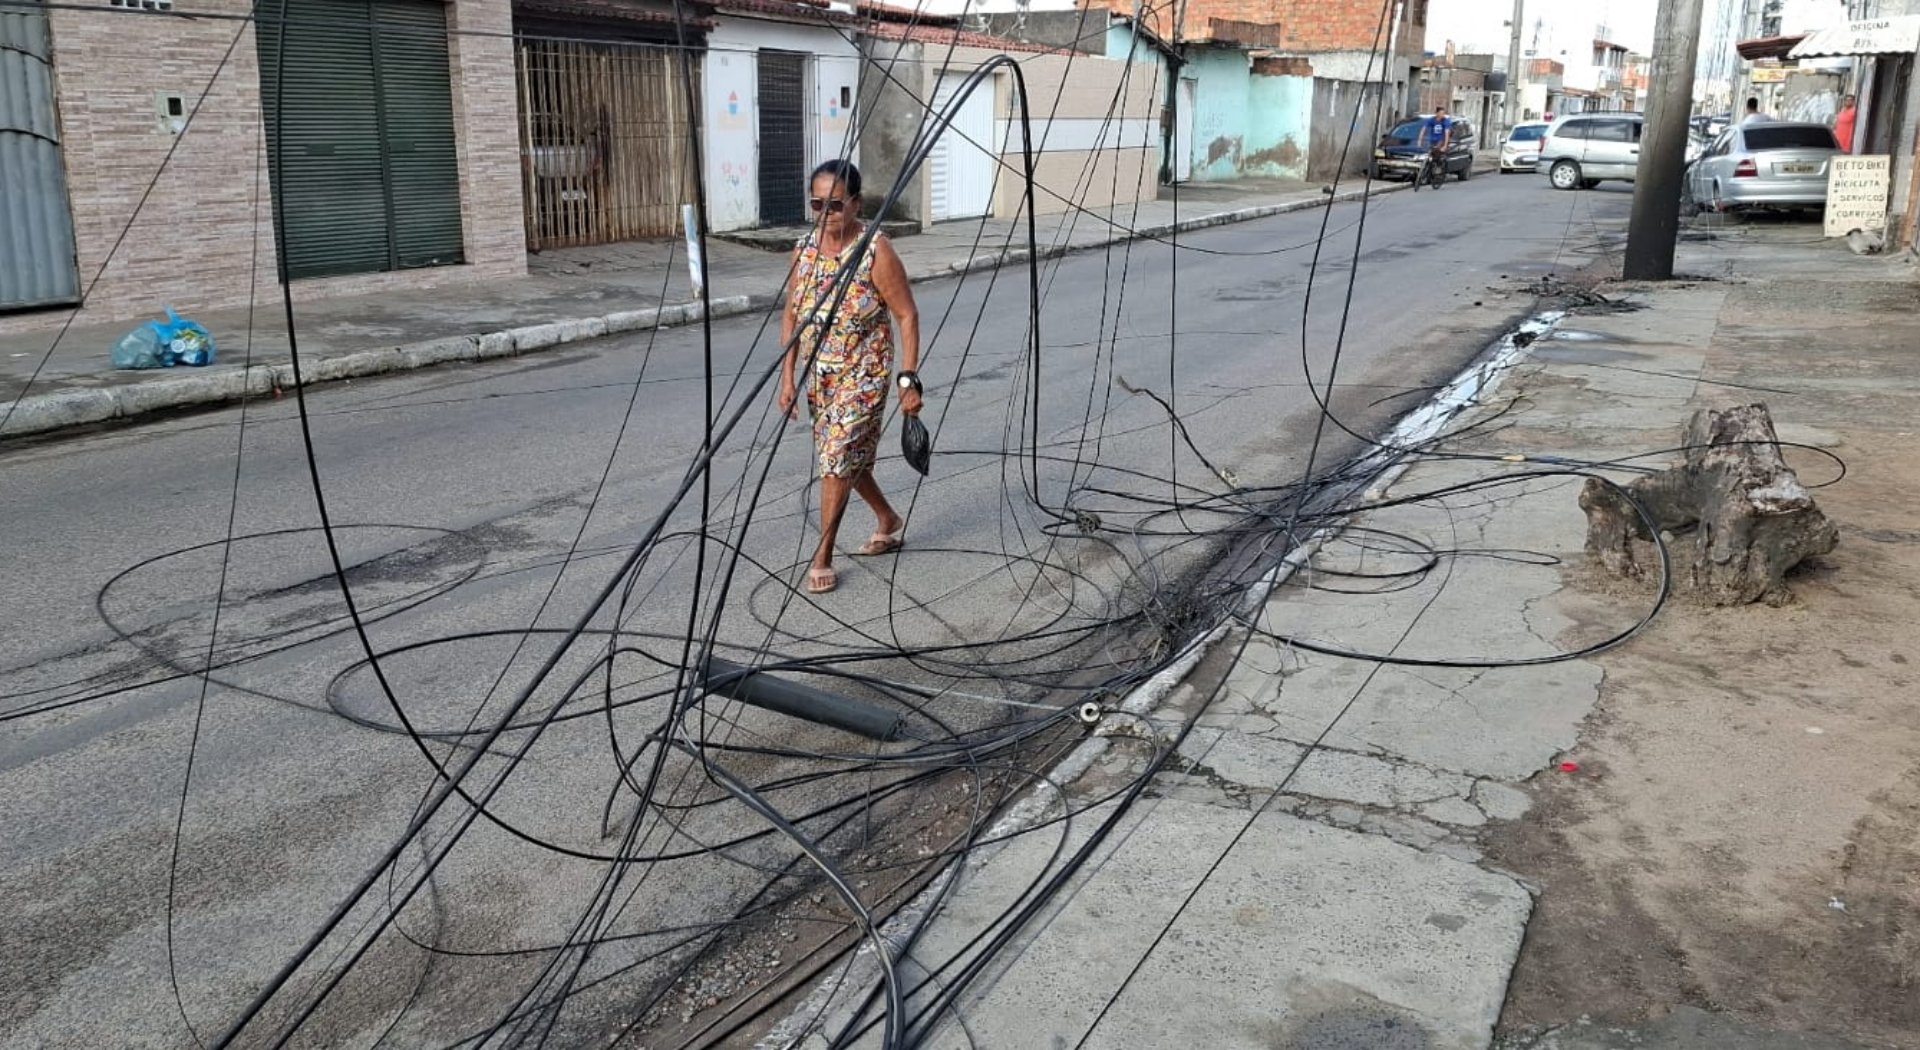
[0,175,1635,1048]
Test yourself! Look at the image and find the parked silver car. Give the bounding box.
[1684,122,1842,213]
[1538,113,1645,189]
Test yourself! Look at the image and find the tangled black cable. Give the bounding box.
[0,0,1857,1048]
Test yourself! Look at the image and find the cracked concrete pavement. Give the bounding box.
[775,215,1920,1049]
[775,307,1614,1049]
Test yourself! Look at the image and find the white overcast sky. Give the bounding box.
[1424,0,1660,58]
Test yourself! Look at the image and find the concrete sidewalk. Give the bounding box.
[0,175,1424,441]
[764,218,1920,1049]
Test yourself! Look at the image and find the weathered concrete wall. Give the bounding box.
[1309,77,1382,180]
[856,38,931,223]
[1246,68,1312,180]
[1186,46,1251,181]
[972,9,1108,55]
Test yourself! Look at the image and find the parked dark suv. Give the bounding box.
[1371,116,1477,182]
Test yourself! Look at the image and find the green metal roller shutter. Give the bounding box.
[372,0,464,268]
[258,0,464,279]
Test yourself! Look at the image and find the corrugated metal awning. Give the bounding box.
[1789,15,1920,58]
[1736,35,1805,60]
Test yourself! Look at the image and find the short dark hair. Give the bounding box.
[810,159,862,197]
[1746,97,1760,109]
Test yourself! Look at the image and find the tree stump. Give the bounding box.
[1579,403,1838,605]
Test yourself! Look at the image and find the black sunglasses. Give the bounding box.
[809,197,850,214]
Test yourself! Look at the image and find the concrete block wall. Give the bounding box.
[1,0,524,338]
[1309,75,1382,180]
[856,37,931,222]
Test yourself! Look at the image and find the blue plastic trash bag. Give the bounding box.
[112,307,216,370]
[111,322,167,370]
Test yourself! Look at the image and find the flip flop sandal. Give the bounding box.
[856,531,904,557]
[806,566,838,594]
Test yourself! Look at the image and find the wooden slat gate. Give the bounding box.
[516,37,698,250]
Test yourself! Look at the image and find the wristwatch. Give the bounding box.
[897,370,922,393]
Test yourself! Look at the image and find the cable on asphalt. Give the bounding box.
[1,0,1831,1046]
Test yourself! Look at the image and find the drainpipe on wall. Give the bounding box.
[1383,0,1406,120]
[1164,0,1190,184]
[1161,50,1187,184]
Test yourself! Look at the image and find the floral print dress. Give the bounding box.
[792,231,895,478]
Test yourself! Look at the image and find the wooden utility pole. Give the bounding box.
[1623,0,1706,279]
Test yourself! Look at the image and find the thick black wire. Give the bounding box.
[6,1,1807,1046]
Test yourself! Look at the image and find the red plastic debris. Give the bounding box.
[1558,761,1581,773]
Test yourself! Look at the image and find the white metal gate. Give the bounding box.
[0,7,80,311]
[1173,78,1196,183]
[929,73,995,221]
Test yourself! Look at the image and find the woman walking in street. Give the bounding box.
[778,160,924,595]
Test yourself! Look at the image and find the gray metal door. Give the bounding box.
[756,50,807,226]
[0,7,81,311]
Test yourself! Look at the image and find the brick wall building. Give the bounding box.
[1,0,524,336]
[1088,0,1424,82]
[1086,0,1421,55]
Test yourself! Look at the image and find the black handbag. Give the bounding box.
[901,414,931,475]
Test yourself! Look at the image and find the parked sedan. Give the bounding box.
[1499,122,1550,173]
[1684,122,1842,213]
[1371,117,1476,182]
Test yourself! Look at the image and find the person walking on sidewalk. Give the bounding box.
[778,159,925,596]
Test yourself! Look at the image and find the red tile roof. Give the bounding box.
[711,0,861,26]
[1735,34,1806,61]
[515,0,716,29]
[854,0,957,24]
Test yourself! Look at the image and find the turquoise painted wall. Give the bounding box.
[1101,29,1314,183]
[1246,70,1313,180]
[1104,22,1162,67]
[1186,47,1249,181]
[1105,23,1170,181]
